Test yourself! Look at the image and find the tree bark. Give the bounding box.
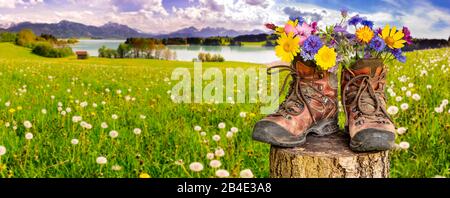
[270,132,390,178]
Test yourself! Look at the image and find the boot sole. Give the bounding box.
[348,128,395,152]
[252,118,339,147]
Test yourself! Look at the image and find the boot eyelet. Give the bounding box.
[318,85,323,91]
[319,73,324,79]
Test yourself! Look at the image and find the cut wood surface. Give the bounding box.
[270,132,390,178]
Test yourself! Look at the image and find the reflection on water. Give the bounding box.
[72,40,278,64]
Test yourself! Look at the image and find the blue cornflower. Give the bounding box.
[361,20,374,29]
[340,8,348,18]
[301,35,323,61]
[289,16,305,25]
[348,15,363,26]
[391,49,406,63]
[369,36,386,52]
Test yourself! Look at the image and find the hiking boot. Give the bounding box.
[252,61,339,147]
[341,58,396,152]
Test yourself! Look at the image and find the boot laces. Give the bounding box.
[267,64,330,123]
[342,71,393,126]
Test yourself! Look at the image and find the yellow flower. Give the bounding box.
[139,173,151,178]
[356,26,374,43]
[275,32,300,63]
[314,46,337,70]
[275,27,284,35]
[8,108,15,114]
[286,19,298,28]
[380,24,406,49]
[17,106,22,111]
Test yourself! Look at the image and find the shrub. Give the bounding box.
[197,52,225,62]
[32,42,73,58]
[0,32,17,42]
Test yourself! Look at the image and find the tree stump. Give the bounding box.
[270,132,390,178]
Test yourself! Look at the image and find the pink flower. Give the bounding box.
[296,22,313,45]
[311,21,318,34]
[284,23,298,35]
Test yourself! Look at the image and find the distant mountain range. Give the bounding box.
[2,20,265,39]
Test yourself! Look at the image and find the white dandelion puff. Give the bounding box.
[96,156,107,165]
[406,91,412,97]
[200,132,206,136]
[398,141,410,150]
[426,85,432,89]
[387,106,399,115]
[101,122,108,129]
[215,148,225,157]
[412,94,420,101]
[206,153,214,160]
[396,127,407,135]
[230,127,238,133]
[215,169,230,178]
[226,132,233,139]
[189,162,204,172]
[212,135,221,142]
[23,121,32,129]
[41,109,47,114]
[218,122,226,129]
[395,96,402,102]
[109,130,119,138]
[435,107,444,113]
[111,114,118,120]
[239,169,254,178]
[0,145,6,156]
[112,165,122,171]
[400,103,409,111]
[25,132,33,140]
[239,112,247,118]
[133,128,142,135]
[194,126,202,131]
[209,160,221,168]
[72,116,82,123]
[71,139,79,145]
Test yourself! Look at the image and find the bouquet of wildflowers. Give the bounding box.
[265,17,339,72]
[330,9,413,69]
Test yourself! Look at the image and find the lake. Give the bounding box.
[71,39,278,64]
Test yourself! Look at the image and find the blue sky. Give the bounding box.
[0,0,449,38]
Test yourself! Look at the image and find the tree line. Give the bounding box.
[98,38,176,60]
[0,29,76,58]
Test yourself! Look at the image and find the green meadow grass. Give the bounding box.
[0,42,448,178]
[240,41,267,47]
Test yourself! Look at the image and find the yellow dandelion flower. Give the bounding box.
[275,32,301,63]
[139,173,151,178]
[314,46,337,70]
[356,26,374,43]
[380,24,406,49]
[8,108,15,114]
[16,106,22,111]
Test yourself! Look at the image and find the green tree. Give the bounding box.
[117,43,131,58]
[16,29,36,47]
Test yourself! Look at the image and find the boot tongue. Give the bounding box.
[352,59,384,77]
[296,61,315,76]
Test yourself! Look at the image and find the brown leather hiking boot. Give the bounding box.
[252,61,339,147]
[342,58,396,152]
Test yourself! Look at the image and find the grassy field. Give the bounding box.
[0,42,448,178]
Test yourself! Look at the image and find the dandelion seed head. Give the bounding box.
[230,127,238,133]
[0,145,6,156]
[96,156,107,165]
[400,103,409,111]
[396,127,407,135]
[206,153,214,160]
[212,135,221,142]
[133,128,142,135]
[71,139,79,145]
[23,121,32,129]
[398,141,410,150]
[194,126,202,131]
[209,160,221,168]
[215,169,230,178]
[25,132,33,140]
[387,106,399,115]
[109,130,119,138]
[218,122,226,129]
[226,131,233,138]
[189,162,204,172]
[240,169,254,178]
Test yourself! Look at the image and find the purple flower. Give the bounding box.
[403,26,413,45]
[361,20,374,29]
[301,35,323,61]
[391,49,406,63]
[369,36,386,52]
[348,15,363,26]
[289,16,305,25]
[340,8,348,18]
[334,25,348,33]
[375,27,383,35]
